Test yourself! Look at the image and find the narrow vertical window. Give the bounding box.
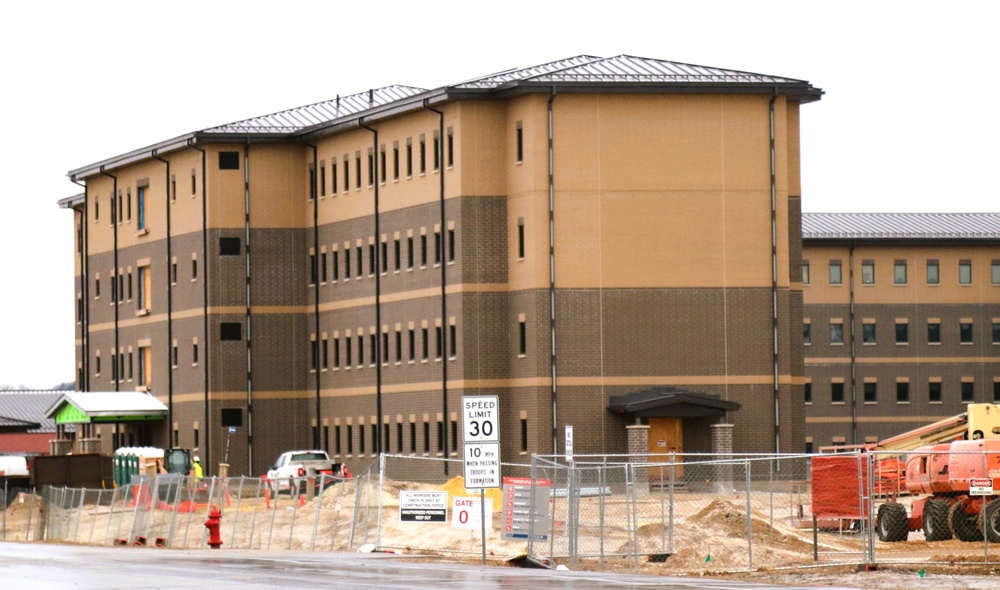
[407,237,414,269]
[355,152,362,189]
[357,335,364,366]
[992,260,1000,285]
[322,337,329,369]
[334,337,341,368]
[346,335,352,366]
[829,261,842,285]
[370,334,377,366]
[520,418,528,452]
[379,145,386,184]
[394,239,401,271]
[449,324,457,358]
[332,251,339,281]
[381,241,388,274]
[804,382,812,403]
[392,142,399,180]
[137,186,146,230]
[310,339,318,371]
[446,126,454,167]
[309,165,316,200]
[437,420,444,453]
[861,260,875,285]
[433,132,440,171]
[345,247,351,278]
[802,261,810,285]
[319,163,326,197]
[803,322,811,345]
[331,161,338,195]
[395,329,402,363]
[927,259,940,284]
[357,245,363,278]
[408,328,415,361]
[369,243,376,275]
[894,260,907,285]
[517,221,525,259]
[368,148,375,186]
[422,327,429,360]
[347,425,353,455]
[959,260,973,284]
[396,423,403,453]
[423,421,430,453]
[321,252,328,283]
[434,230,441,265]
[515,121,523,162]
[420,234,428,267]
[382,332,389,366]
[519,319,527,356]
[344,155,350,191]
[447,228,455,262]
[410,422,416,453]
[406,139,413,177]
[419,134,426,174]
[435,326,443,360]
[309,253,317,285]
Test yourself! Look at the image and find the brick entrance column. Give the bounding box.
[711,423,734,493]
[627,424,650,495]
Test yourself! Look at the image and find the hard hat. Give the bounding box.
[193,456,200,462]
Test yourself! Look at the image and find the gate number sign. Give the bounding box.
[463,395,501,488]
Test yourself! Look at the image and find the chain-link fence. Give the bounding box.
[6,450,1000,574]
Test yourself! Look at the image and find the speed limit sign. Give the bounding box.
[463,395,501,488]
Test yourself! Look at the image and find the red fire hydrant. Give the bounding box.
[204,505,223,549]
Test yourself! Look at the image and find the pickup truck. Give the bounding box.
[266,450,347,495]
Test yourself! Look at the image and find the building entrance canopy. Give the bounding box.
[45,391,167,425]
[606,387,740,418]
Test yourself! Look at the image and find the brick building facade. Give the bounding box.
[61,56,822,477]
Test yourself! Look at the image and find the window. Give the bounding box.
[446,127,454,167]
[520,418,528,452]
[803,322,811,345]
[220,237,240,256]
[379,145,385,184]
[395,330,402,363]
[993,260,1000,285]
[830,322,844,344]
[95,275,100,298]
[929,381,942,403]
[95,200,100,221]
[96,354,101,376]
[126,188,131,222]
[420,234,428,267]
[896,382,910,403]
[331,161,338,195]
[221,323,242,341]
[171,262,177,285]
[449,324,457,358]
[451,420,458,454]
[394,239,400,271]
[219,151,240,170]
[962,381,975,403]
[406,139,413,177]
[829,261,842,285]
[369,244,376,276]
[894,260,907,285]
[928,321,941,344]
[861,261,875,285]
[423,421,430,453]
[356,246,362,278]
[434,230,441,265]
[392,142,399,180]
[927,260,940,285]
[357,335,364,366]
[407,237,414,269]
[380,241,387,274]
[345,247,351,278]
[802,261,810,285]
[960,322,974,344]
[355,152,362,189]
[515,121,523,162]
[192,258,198,280]
[192,341,198,364]
[321,252,328,283]
[346,335,353,365]
[128,351,133,381]
[309,165,316,199]
[895,322,908,344]
[518,222,525,259]
[396,423,403,453]
[368,149,375,186]
[322,337,329,369]
[320,163,326,197]
[419,134,426,174]
[519,319,527,355]
[993,321,1000,345]
[334,337,340,368]
[343,156,350,191]
[994,381,1000,404]
[127,271,133,301]
[309,253,317,285]
[191,171,197,195]
[137,186,146,231]
[370,334,377,366]
[437,420,444,453]
[381,332,388,366]
[333,251,339,281]
[447,228,455,262]
[118,273,124,303]
[347,425,353,455]
[864,382,877,403]
[310,340,318,371]
[862,323,876,344]
[137,265,151,312]
[804,382,812,403]
[138,346,152,388]
[359,425,365,456]
[831,382,844,403]
[409,422,416,453]
[372,424,378,454]
[422,327,429,360]
[435,326,443,360]
[959,260,972,284]
[433,132,440,171]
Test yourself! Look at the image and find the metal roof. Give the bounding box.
[45,391,168,421]
[802,213,1000,240]
[454,54,810,88]
[67,55,821,180]
[202,85,428,135]
[0,391,65,433]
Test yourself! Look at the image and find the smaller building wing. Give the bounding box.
[803,212,1000,240]
[44,391,168,424]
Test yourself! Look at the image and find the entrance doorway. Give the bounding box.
[648,417,683,477]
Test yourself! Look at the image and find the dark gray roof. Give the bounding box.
[454,54,811,89]
[202,85,428,135]
[607,387,740,418]
[803,213,1000,240]
[67,55,821,181]
[0,391,64,433]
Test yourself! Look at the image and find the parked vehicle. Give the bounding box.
[266,450,347,495]
[0,455,29,478]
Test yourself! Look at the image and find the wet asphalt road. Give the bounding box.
[0,542,863,589]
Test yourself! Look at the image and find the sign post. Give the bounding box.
[462,395,500,565]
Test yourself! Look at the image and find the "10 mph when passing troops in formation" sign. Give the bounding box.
[462,395,501,488]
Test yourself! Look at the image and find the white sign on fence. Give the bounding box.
[399,491,448,522]
[452,497,493,529]
[565,424,574,463]
[970,478,995,496]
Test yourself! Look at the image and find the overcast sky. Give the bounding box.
[1,1,996,388]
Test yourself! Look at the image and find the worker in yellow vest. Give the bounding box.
[192,456,204,478]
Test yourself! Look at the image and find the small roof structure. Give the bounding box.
[0,390,64,433]
[802,212,1000,241]
[607,387,740,418]
[45,391,168,425]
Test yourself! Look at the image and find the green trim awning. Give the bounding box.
[45,391,168,425]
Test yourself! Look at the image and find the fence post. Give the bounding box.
[599,457,606,569]
[310,474,326,551]
[73,488,86,542]
[248,477,263,550]
[376,454,386,550]
[745,459,752,570]
[668,452,675,554]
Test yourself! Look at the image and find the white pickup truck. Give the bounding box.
[266,450,347,495]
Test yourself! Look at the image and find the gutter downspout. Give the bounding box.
[243,143,254,472]
[422,101,448,474]
[188,140,210,469]
[71,178,89,391]
[548,89,558,455]
[100,167,119,395]
[848,243,857,445]
[307,143,321,449]
[769,92,781,455]
[152,151,174,435]
[359,120,383,455]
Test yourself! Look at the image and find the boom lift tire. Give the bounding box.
[983,501,1000,543]
[876,503,909,542]
[949,500,983,542]
[922,499,953,541]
